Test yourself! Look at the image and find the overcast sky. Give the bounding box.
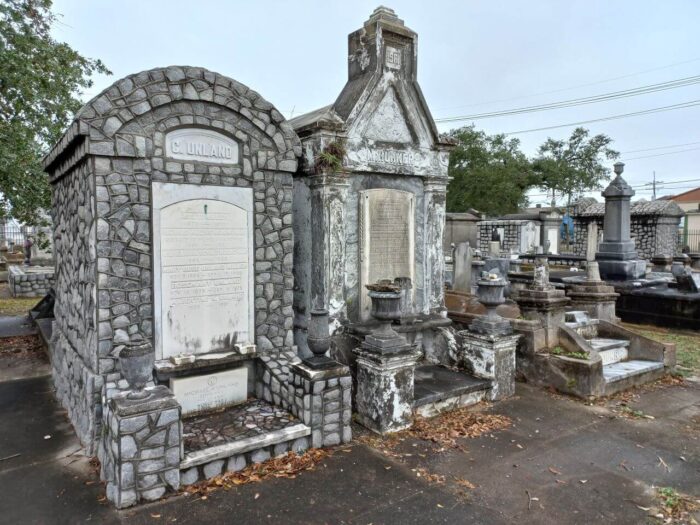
[52,0,700,204]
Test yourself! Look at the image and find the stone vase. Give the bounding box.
[368,289,402,337]
[476,278,506,321]
[305,308,335,369]
[119,340,154,399]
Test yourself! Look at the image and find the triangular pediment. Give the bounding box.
[362,87,413,144]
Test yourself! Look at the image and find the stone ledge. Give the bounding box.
[180,423,310,469]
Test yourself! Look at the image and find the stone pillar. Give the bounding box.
[423,177,448,314]
[513,255,570,348]
[309,174,350,324]
[290,362,353,447]
[354,344,421,433]
[595,162,646,280]
[99,386,181,509]
[567,261,619,323]
[452,242,472,292]
[471,258,485,291]
[539,211,561,254]
[460,278,519,400]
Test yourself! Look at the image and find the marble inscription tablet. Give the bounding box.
[171,367,248,416]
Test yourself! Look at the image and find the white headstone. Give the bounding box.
[359,189,415,320]
[153,183,254,360]
[170,367,248,416]
[452,242,472,292]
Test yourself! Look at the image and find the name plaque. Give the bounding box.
[171,368,248,416]
[165,128,239,164]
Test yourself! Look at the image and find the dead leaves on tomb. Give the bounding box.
[185,448,333,496]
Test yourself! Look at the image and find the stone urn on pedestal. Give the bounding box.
[470,273,513,336]
[365,280,406,352]
[118,338,154,400]
[304,308,336,369]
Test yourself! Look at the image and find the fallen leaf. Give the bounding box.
[254,493,259,500]
[548,467,561,475]
[150,514,161,518]
[436,504,444,508]
[44,435,51,440]
[580,480,588,484]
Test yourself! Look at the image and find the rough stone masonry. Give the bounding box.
[43,66,301,452]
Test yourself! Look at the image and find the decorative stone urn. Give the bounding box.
[365,281,406,352]
[119,339,154,400]
[305,308,336,369]
[470,274,513,336]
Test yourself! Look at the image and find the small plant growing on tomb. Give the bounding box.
[551,346,588,360]
[365,279,401,293]
[314,140,347,174]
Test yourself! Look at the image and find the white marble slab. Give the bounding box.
[359,188,415,320]
[152,183,254,360]
[171,367,248,416]
[603,360,664,383]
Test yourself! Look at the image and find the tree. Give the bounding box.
[446,126,534,216]
[533,127,619,211]
[0,0,109,224]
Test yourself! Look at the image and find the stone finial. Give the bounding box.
[603,162,634,198]
[366,5,404,25]
[613,162,625,175]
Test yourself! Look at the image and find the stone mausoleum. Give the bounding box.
[43,65,352,507]
[290,7,453,354]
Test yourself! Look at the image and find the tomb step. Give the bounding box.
[413,364,491,418]
[587,337,629,365]
[603,360,665,396]
[179,399,310,483]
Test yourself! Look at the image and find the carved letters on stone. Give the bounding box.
[165,128,239,165]
[359,188,415,320]
[153,183,254,360]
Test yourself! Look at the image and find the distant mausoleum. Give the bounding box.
[572,198,684,260]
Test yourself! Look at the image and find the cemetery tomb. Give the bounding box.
[43,66,354,508]
[290,7,493,418]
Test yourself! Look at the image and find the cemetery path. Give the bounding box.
[0,377,697,524]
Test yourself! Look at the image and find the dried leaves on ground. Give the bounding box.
[185,448,333,496]
[0,335,46,361]
[358,404,512,453]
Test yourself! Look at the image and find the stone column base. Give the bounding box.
[353,345,421,434]
[290,362,352,447]
[461,331,520,400]
[99,385,181,509]
[568,282,619,323]
[597,259,646,281]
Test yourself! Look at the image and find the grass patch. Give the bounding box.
[621,322,700,378]
[0,283,38,316]
[551,346,589,360]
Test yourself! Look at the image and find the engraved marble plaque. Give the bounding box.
[165,128,239,165]
[153,183,254,360]
[171,368,247,416]
[359,189,415,320]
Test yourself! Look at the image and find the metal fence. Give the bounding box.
[680,229,700,253]
[1,223,27,251]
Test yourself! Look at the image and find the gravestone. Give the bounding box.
[153,182,254,359]
[452,242,472,292]
[359,188,415,319]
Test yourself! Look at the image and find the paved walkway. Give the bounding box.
[0,315,36,338]
[0,373,697,524]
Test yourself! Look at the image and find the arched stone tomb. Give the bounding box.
[44,67,351,507]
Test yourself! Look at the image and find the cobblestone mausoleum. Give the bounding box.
[43,66,352,507]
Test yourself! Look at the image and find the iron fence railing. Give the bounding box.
[1,224,27,250]
[680,228,700,253]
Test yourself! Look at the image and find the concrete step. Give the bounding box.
[413,364,491,418]
[587,337,629,365]
[603,360,665,396]
[180,399,310,484]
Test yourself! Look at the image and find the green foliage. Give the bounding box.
[314,140,346,174]
[658,487,680,509]
[532,127,619,208]
[0,0,110,223]
[446,126,534,216]
[551,346,588,360]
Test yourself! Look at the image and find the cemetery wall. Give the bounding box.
[477,220,525,253]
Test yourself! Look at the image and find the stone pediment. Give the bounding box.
[361,87,413,144]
